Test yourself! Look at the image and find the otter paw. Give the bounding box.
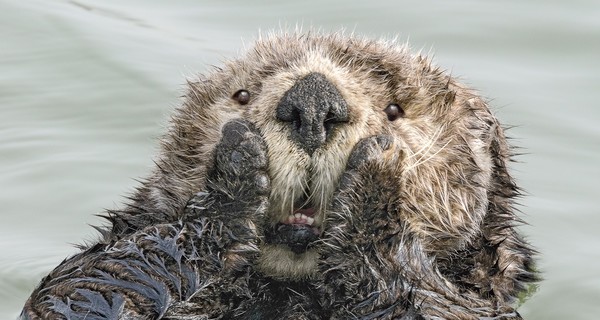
[212,119,269,193]
[337,135,395,190]
[319,135,408,317]
[321,133,403,257]
[187,119,270,219]
[346,135,394,170]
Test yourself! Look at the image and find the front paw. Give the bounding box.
[327,134,402,236]
[187,119,270,219]
[181,119,271,276]
[214,119,269,186]
[318,135,406,312]
[320,134,400,257]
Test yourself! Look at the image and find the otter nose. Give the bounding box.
[276,72,349,155]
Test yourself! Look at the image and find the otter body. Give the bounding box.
[22,33,536,319]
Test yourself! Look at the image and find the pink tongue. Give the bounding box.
[293,207,316,217]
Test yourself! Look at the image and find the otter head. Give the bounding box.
[142,33,512,281]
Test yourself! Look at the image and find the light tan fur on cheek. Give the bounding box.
[392,107,494,251]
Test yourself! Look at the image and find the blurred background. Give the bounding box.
[1,0,598,318]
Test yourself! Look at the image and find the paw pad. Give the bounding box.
[346,135,394,170]
[214,120,268,177]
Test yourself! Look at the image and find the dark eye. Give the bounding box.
[384,103,404,121]
[232,89,250,105]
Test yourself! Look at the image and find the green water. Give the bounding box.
[1,0,598,318]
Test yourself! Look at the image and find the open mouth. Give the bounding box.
[264,197,322,254]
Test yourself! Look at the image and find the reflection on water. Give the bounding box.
[1,0,598,318]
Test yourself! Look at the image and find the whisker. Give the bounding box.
[405,126,439,161]
[404,125,443,169]
[405,139,451,173]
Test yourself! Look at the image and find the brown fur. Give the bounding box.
[22,32,537,319]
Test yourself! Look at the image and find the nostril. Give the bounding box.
[291,109,302,131]
[323,111,337,133]
[277,106,303,131]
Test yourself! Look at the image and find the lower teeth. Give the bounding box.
[283,213,315,226]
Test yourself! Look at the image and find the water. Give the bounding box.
[1,0,598,318]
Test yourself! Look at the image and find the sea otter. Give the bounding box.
[21,32,537,319]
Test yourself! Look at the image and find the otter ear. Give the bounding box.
[475,98,538,304]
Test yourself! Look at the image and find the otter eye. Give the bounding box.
[232,89,250,105]
[384,103,404,121]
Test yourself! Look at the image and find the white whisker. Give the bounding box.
[404,127,449,173]
[405,126,442,161]
[405,139,451,173]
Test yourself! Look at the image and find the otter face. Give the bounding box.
[163,34,501,280]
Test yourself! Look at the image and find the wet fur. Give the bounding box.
[22,32,537,319]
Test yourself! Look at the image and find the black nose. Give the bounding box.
[276,72,349,154]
